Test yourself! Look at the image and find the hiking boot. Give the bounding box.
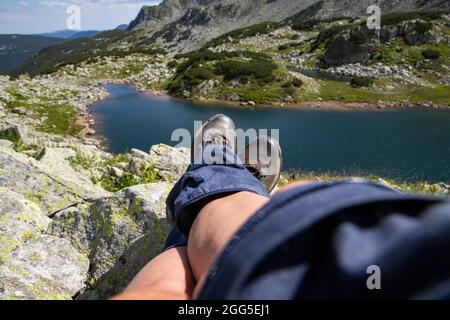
[239,136,282,193]
[192,114,236,163]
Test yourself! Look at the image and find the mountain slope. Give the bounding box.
[69,30,101,39]
[11,30,129,77]
[39,30,79,39]
[13,0,449,77]
[128,0,449,52]
[128,0,216,30]
[0,35,65,74]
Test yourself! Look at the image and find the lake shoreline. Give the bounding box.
[130,82,449,112]
[87,83,450,183]
[80,81,449,154]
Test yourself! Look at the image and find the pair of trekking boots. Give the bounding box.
[191,114,282,193]
[165,113,282,237]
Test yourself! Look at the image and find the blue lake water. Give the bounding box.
[91,84,450,183]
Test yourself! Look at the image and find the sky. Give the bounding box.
[0,0,162,34]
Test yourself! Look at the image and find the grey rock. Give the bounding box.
[11,107,27,115]
[0,125,31,146]
[109,166,124,178]
[49,182,173,299]
[0,144,108,216]
[0,235,89,300]
[0,139,14,149]
[0,189,50,261]
[227,94,241,102]
[128,0,449,53]
[149,144,190,181]
[130,148,150,161]
[115,162,129,171]
[128,157,146,176]
[0,189,89,300]
[321,29,376,67]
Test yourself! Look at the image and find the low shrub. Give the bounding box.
[350,76,374,87]
[185,67,214,81]
[422,49,440,59]
[413,21,433,33]
[283,85,296,96]
[349,31,367,45]
[310,24,351,51]
[167,60,179,68]
[381,11,443,26]
[278,44,290,51]
[175,50,232,73]
[215,59,278,84]
[292,78,304,87]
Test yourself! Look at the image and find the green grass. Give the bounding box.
[408,86,450,105]
[378,39,450,70]
[68,149,97,170]
[317,78,450,105]
[231,86,288,104]
[280,170,449,195]
[98,162,158,193]
[215,58,278,83]
[319,80,380,103]
[6,89,82,136]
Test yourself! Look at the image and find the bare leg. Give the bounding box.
[112,247,195,300]
[188,191,270,295]
[114,182,310,300]
[113,192,269,300]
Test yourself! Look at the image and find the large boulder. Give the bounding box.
[380,20,442,46]
[0,189,50,262]
[0,236,90,300]
[0,145,108,216]
[0,189,89,300]
[321,28,376,67]
[0,142,186,299]
[48,182,174,299]
[149,144,190,181]
[0,125,31,146]
[0,139,13,149]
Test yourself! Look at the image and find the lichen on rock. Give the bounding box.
[149,144,190,181]
[0,189,89,300]
[48,182,173,299]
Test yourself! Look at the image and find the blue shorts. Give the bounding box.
[165,146,450,299]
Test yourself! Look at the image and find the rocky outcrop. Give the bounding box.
[132,0,318,53]
[0,144,108,215]
[320,28,377,67]
[127,0,448,53]
[380,19,446,46]
[0,138,186,299]
[128,0,215,30]
[0,189,89,300]
[48,182,173,299]
[311,0,449,20]
[149,144,190,182]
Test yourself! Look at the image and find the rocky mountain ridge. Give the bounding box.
[127,0,449,52]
